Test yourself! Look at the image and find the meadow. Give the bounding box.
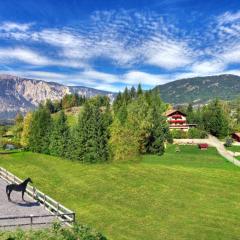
[0,145,239,240]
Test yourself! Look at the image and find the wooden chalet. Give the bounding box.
[165,109,196,132]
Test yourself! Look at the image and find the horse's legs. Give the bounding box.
[8,190,12,201]
[22,191,25,201]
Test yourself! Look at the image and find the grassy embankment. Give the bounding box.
[0,145,239,240]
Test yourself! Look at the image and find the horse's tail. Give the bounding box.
[6,185,9,194]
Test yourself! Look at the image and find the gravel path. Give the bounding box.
[0,178,56,229]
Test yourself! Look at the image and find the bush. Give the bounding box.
[0,223,107,240]
[188,128,208,139]
[171,128,207,139]
[171,130,188,139]
[224,137,233,147]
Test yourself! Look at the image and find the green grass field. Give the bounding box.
[226,145,240,152]
[0,145,239,240]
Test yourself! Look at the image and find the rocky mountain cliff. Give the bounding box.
[0,74,114,119]
[156,74,240,105]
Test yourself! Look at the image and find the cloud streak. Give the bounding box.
[0,9,240,91]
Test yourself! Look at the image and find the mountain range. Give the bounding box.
[0,74,114,119]
[157,74,240,105]
[0,74,240,119]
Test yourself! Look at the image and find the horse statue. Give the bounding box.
[6,178,33,201]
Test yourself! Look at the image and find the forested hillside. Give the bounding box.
[156,74,240,105]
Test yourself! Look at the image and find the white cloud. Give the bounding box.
[0,10,195,70]
[0,22,32,32]
[217,11,240,25]
[191,60,225,75]
[123,71,168,86]
[221,47,240,64]
[1,10,240,91]
[0,48,50,65]
[143,39,192,69]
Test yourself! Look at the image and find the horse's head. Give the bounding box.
[26,178,33,184]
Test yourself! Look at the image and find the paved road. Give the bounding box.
[174,135,240,167]
[0,178,56,229]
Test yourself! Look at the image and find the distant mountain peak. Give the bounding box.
[0,74,115,119]
[155,74,240,105]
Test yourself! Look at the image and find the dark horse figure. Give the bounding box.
[6,178,33,201]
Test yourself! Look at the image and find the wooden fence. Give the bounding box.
[0,167,75,228]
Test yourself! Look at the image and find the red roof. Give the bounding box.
[165,109,186,117]
[232,132,240,138]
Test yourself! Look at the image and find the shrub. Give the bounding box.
[188,128,208,139]
[0,223,107,240]
[224,137,233,147]
[171,130,188,139]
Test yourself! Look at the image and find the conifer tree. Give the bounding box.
[122,87,130,103]
[130,86,137,99]
[137,83,143,96]
[29,107,52,153]
[202,99,229,137]
[73,97,111,163]
[49,111,70,157]
[45,99,55,113]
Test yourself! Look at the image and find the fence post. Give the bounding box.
[72,212,76,223]
[5,169,8,181]
[57,203,60,215]
[33,187,36,199]
[30,214,33,228]
[44,194,46,208]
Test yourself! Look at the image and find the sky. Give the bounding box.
[0,0,240,92]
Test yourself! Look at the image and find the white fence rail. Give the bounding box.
[0,167,75,228]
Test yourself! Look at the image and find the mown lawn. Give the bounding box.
[0,145,239,240]
[226,145,240,152]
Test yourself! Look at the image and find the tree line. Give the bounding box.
[12,87,236,162]
[177,99,231,138]
[16,85,172,162]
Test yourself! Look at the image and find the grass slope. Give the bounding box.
[0,146,239,240]
[226,145,240,152]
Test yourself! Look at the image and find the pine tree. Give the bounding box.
[203,99,229,138]
[73,97,111,163]
[186,103,194,123]
[122,87,130,103]
[130,86,137,99]
[137,83,143,96]
[29,107,52,153]
[45,99,55,113]
[49,111,70,157]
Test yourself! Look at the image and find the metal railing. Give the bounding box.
[0,167,75,228]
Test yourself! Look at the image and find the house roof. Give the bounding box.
[164,109,186,117]
[233,132,240,138]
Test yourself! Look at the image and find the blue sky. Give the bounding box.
[0,0,240,92]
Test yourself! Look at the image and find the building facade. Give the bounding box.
[165,109,196,132]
